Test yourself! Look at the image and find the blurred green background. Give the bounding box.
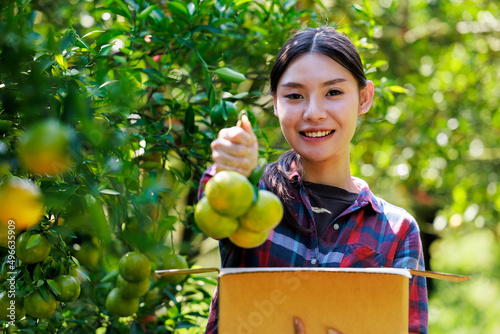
[1,0,499,333]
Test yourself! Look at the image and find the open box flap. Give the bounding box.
[155,267,470,282]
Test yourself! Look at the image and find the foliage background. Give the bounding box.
[1,0,499,333]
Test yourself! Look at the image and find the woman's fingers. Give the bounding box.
[211,115,258,177]
[294,317,306,334]
[218,125,254,147]
[293,317,343,334]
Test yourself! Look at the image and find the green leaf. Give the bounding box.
[248,163,267,186]
[65,320,96,330]
[157,216,177,230]
[74,268,91,282]
[167,1,190,18]
[214,67,246,83]
[55,54,68,71]
[39,285,52,302]
[26,234,42,250]
[184,105,196,136]
[100,269,119,283]
[33,264,42,281]
[388,85,407,94]
[137,4,158,20]
[47,279,62,296]
[100,189,120,195]
[112,0,133,20]
[52,225,77,238]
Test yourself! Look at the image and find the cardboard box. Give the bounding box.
[155,267,469,334]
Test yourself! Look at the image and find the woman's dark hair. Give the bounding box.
[270,26,367,94]
[264,27,367,234]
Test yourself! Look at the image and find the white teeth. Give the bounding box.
[304,130,332,138]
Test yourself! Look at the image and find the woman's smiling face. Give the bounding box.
[273,52,373,170]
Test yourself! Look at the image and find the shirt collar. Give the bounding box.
[286,162,382,214]
[352,176,382,214]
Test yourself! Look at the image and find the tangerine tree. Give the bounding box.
[3,0,497,333]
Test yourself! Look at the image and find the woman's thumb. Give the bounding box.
[239,114,254,136]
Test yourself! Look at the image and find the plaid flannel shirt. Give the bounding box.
[198,165,428,333]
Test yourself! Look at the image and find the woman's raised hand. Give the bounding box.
[211,114,258,178]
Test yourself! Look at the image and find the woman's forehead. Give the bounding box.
[278,53,356,87]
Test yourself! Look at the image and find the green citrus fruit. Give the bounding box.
[105,288,139,317]
[17,119,75,175]
[0,177,44,229]
[24,290,57,318]
[53,275,80,302]
[116,275,150,299]
[0,291,26,322]
[119,252,151,283]
[15,232,51,264]
[229,226,270,249]
[194,197,239,239]
[239,190,283,232]
[205,171,254,217]
[73,242,100,268]
[210,101,239,127]
[158,254,188,284]
[6,324,20,333]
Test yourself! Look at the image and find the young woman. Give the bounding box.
[200,26,428,334]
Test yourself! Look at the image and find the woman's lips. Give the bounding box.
[300,130,334,138]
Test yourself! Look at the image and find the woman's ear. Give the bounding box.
[272,93,279,117]
[358,80,374,115]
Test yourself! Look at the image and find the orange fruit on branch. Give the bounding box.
[205,171,254,218]
[105,288,139,317]
[15,232,51,264]
[53,275,81,303]
[24,290,57,318]
[239,190,283,233]
[118,252,151,283]
[158,253,188,284]
[17,119,75,175]
[194,197,239,239]
[229,226,270,249]
[116,274,150,298]
[0,177,44,229]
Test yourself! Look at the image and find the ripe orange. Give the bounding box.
[53,275,81,302]
[24,290,57,318]
[239,190,283,232]
[229,226,270,249]
[0,291,26,322]
[205,171,254,217]
[105,288,139,317]
[0,177,44,229]
[17,119,75,175]
[158,254,188,284]
[15,232,51,264]
[116,274,150,298]
[118,252,151,283]
[194,197,239,239]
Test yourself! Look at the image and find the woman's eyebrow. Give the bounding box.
[280,78,347,88]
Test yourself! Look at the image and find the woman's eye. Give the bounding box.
[285,93,303,100]
[326,89,342,96]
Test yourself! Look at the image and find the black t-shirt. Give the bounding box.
[303,181,358,239]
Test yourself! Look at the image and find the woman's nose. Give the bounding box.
[303,97,327,122]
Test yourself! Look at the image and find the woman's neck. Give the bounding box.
[300,155,359,193]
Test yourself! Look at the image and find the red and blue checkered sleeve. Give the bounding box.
[197,165,217,200]
[393,220,428,333]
